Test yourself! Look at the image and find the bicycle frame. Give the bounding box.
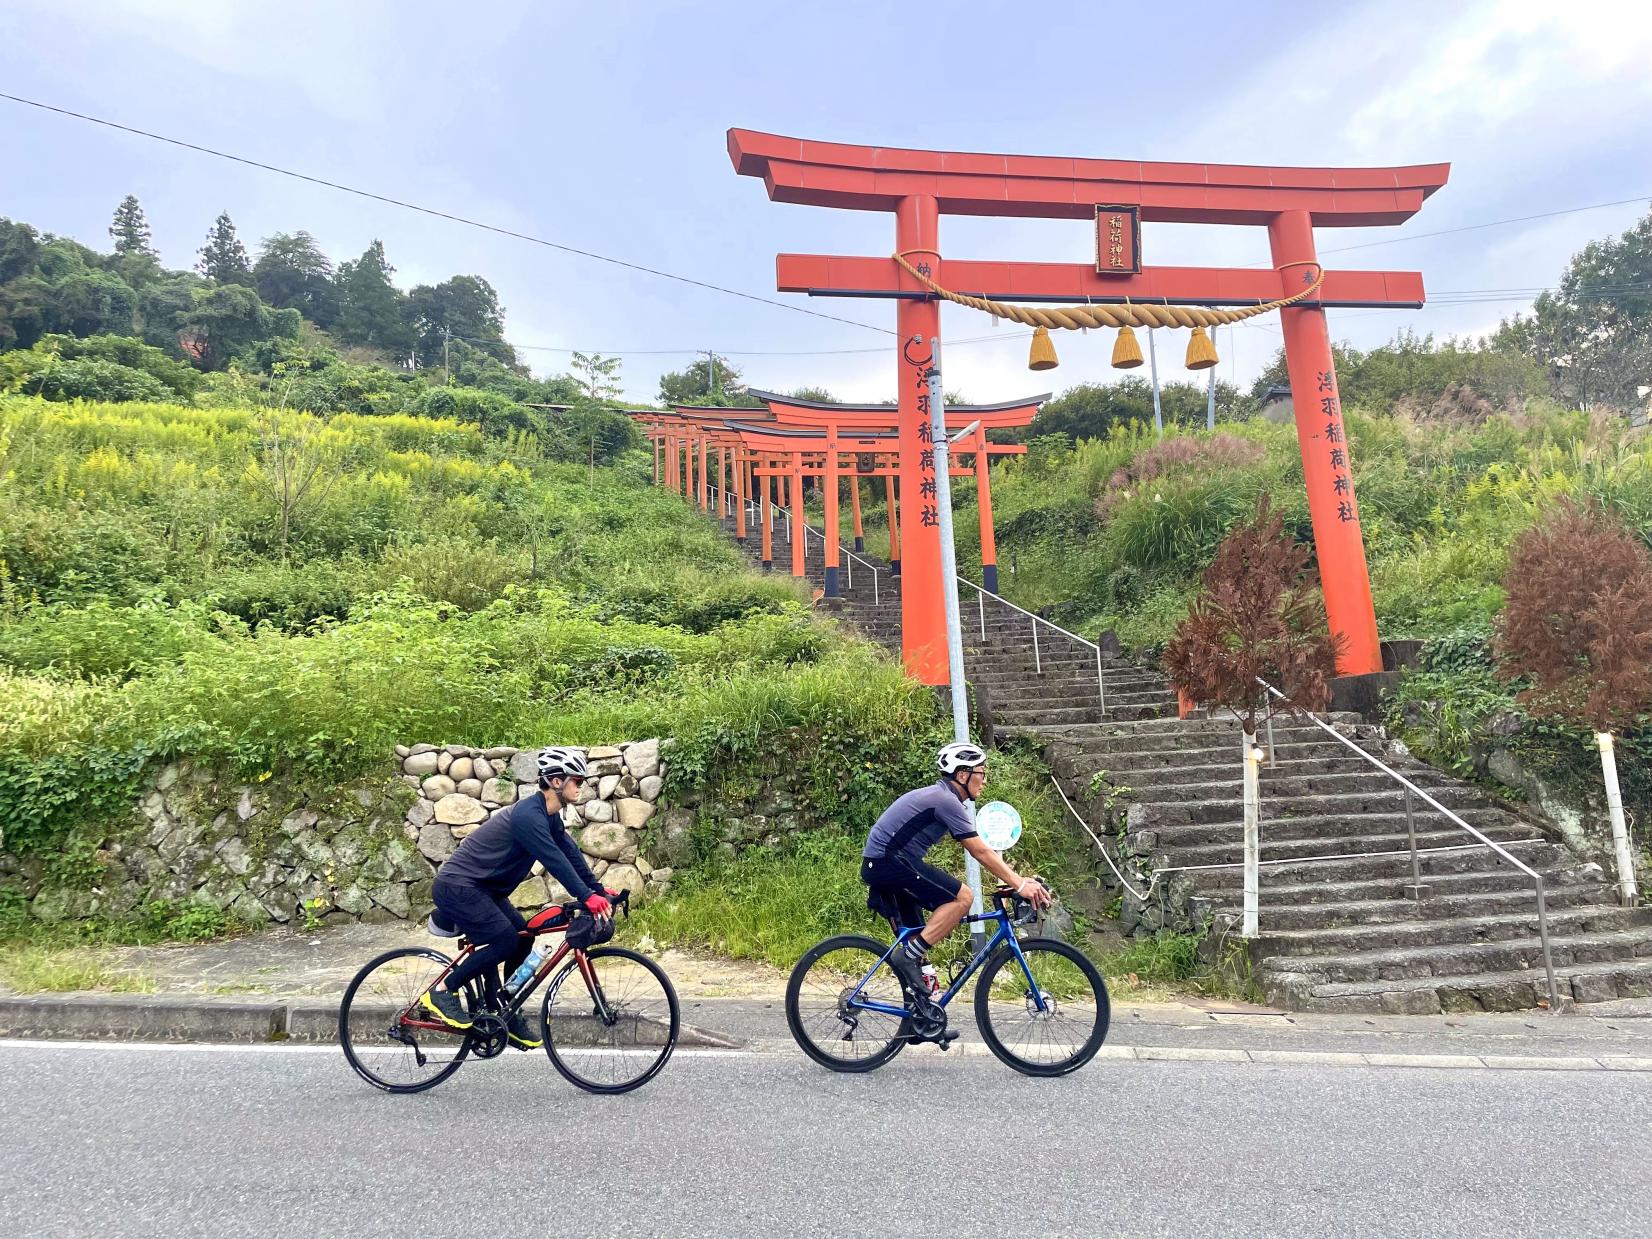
[396,923,608,1037]
[842,908,1051,1022]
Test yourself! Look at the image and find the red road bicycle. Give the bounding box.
[338,890,679,1095]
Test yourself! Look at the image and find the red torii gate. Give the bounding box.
[729,129,1450,682]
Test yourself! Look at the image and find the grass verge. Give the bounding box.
[0,946,156,994]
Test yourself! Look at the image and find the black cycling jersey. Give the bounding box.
[435,792,601,901]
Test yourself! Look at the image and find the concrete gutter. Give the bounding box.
[0,994,744,1050]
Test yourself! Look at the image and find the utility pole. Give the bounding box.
[927,337,986,951]
[443,328,451,386]
[707,349,718,401]
[1147,328,1164,436]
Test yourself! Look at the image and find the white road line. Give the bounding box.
[2,1038,1647,1071]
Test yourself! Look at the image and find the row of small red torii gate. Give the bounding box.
[632,388,1040,597]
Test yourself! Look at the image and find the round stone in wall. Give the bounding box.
[449,756,474,783]
[433,794,487,826]
[455,778,483,798]
[422,774,456,801]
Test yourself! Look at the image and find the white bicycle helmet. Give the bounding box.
[937,741,988,775]
[535,746,590,785]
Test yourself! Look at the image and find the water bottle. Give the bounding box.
[921,963,941,1000]
[506,948,545,995]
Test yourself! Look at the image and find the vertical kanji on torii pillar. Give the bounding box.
[895,195,948,684]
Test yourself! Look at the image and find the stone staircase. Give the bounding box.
[707,496,1652,1013]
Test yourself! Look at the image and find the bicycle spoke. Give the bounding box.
[975,940,1109,1077]
[340,948,471,1093]
[787,939,909,1071]
[543,948,678,1094]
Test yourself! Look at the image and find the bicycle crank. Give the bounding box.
[467,1013,509,1059]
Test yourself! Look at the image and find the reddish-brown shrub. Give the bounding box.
[1496,498,1652,733]
[1164,495,1342,734]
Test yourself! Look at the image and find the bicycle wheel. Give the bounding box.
[339,947,476,1093]
[541,946,679,1094]
[973,938,1110,1077]
[786,934,912,1073]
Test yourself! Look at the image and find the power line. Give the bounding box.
[0,91,895,339]
[1316,194,1651,256]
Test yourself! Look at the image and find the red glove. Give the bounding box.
[584,892,613,918]
[605,887,623,899]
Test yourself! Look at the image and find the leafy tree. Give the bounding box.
[413,385,541,437]
[175,283,302,370]
[0,218,42,284]
[253,232,339,327]
[407,275,515,371]
[335,240,413,359]
[41,268,138,339]
[1023,377,1246,443]
[568,351,623,402]
[0,334,200,397]
[1250,328,1547,414]
[1492,208,1652,413]
[657,354,761,407]
[197,212,252,286]
[788,386,836,404]
[242,413,348,562]
[0,274,50,349]
[136,275,205,354]
[109,196,156,260]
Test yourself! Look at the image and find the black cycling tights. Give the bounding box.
[436,881,534,1007]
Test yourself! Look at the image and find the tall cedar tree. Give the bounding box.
[197,212,252,285]
[109,195,156,259]
[1496,498,1652,732]
[1163,495,1342,733]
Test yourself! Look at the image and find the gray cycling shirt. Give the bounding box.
[862,780,978,864]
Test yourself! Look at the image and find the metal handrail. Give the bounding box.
[801,522,881,603]
[955,577,1106,716]
[1254,676,1562,1011]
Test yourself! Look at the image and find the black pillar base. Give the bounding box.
[983,563,999,594]
[890,559,901,577]
[824,566,841,598]
[761,559,772,572]
[854,537,864,552]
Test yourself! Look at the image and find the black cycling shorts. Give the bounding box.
[861,854,963,930]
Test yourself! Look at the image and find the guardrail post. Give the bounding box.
[1031,619,1041,675]
[1242,732,1261,938]
[1402,788,1429,901]
[978,589,986,641]
[1095,645,1106,716]
[1265,709,1277,769]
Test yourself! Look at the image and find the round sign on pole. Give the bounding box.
[975,801,1023,851]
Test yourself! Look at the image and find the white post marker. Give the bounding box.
[1242,734,1262,937]
[927,338,986,947]
[1148,327,1164,436]
[1598,731,1639,906]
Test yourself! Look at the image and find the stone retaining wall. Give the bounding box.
[11,740,675,931]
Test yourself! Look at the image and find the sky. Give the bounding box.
[2,0,1650,405]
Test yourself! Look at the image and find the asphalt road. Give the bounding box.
[3,1040,1647,1239]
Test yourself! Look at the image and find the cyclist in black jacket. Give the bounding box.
[421,746,617,1049]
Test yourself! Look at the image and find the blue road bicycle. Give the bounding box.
[785,886,1110,1077]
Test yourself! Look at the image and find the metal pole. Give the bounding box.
[1031,619,1041,675]
[1265,709,1277,769]
[1533,878,1563,1011]
[1147,328,1164,436]
[978,588,986,642]
[927,336,985,946]
[1095,645,1106,716]
[1403,788,1428,901]
[1242,732,1260,938]
[1206,359,1217,431]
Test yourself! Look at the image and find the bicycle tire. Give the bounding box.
[785,934,913,1073]
[339,947,473,1093]
[973,938,1110,1077]
[541,946,679,1094]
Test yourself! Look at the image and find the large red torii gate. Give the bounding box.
[729,129,1450,683]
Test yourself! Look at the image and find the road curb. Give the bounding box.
[0,994,745,1050]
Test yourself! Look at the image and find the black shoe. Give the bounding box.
[506,1010,543,1051]
[420,988,473,1031]
[885,941,927,994]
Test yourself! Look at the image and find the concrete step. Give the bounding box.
[1253,883,1623,931]
[1273,957,1652,1012]
[1258,925,1652,987]
[1257,905,1652,956]
[1146,785,1503,827]
[1174,840,1569,891]
[1252,865,1602,907]
[997,703,1176,726]
[1158,822,1546,867]
[1086,755,1435,789]
[1057,737,1391,772]
[1109,767,1469,804]
[1136,806,1526,849]
[1020,715,1369,742]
